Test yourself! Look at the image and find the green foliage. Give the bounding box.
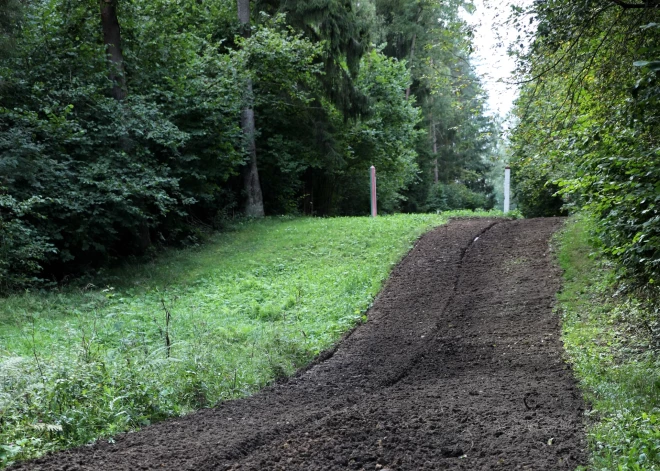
[425,182,492,212]
[237,14,323,107]
[0,0,321,286]
[557,129,660,287]
[0,195,56,291]
[374,0,498,212]
[0,214,465,466]
[0,0,21,57]
[0,0,499,286]
[556,215,660,470]
[252,0,498,216]
[509,1,660,286]
[330,49,422,214]
[255,0,373,117]
[510,157,566,218]
[254,45,424,216]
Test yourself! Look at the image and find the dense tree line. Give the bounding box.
[509,0,660,288]
[0,0,496,289]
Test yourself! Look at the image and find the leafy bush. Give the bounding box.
[559,130,660,288]
[508,2,660,287]
[510,159,566,218]
[425,182,492,212]
[0,195,55,291]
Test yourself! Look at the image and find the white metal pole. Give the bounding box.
[370,166,377,217]
[504,166,511,214]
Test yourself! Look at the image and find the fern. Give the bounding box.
[31,423,63,432]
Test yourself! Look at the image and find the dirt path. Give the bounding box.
[16,218,586,471]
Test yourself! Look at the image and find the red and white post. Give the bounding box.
[504,166,511,214]
[370,165,377,217]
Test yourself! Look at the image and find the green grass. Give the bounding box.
[0,210,505,466]
[555,215,660,471]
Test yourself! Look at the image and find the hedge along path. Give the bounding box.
[14,218,586,470]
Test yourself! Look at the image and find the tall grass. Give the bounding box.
[555,216,660,470]
[0,211,505,466]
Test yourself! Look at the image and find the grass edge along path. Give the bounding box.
[0,211,503,467]
[555,216,660,471]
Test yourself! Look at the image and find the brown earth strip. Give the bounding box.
[14,217,586,471]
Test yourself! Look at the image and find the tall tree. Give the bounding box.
[254,0,372,118]
[100,0,155,249]
[374,0,496,211]
[238,0,265,217]
[100,0,127,101]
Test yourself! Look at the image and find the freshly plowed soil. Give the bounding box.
[16,218,586,471]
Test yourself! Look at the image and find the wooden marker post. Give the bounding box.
[504,166,511,214]
[370,166,377,217]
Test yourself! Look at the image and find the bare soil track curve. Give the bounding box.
[15,218,586,471]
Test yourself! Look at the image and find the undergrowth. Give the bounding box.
[555,215,660,470]
[0,210,505,467]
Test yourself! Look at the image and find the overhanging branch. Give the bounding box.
[609,0,660,9]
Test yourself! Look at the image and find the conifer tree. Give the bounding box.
[256,0,371,117]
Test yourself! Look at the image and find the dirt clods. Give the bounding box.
[15,218,586,470]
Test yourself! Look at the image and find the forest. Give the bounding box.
[510,0,660,292]
[0,0,497,289]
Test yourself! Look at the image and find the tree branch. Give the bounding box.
[609,0,660,9]
[508,3,614,85]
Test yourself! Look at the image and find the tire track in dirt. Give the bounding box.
[379,220,501,389]
[14,218,586,471]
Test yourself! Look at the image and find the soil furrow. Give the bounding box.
[378,219,502,389]
[14,217,586,471]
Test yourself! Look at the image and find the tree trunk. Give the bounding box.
[241,81,265,217]
[100,0,151,250]
[405,33,416,100]
[237,0,250,25]
[237,0,265,217]
[405,8,423,100]
[431,120,438,184]
[100,0,126,101]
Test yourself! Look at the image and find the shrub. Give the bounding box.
[425,182,491,212]
[0,195,55,291]
[510,159,566,218]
